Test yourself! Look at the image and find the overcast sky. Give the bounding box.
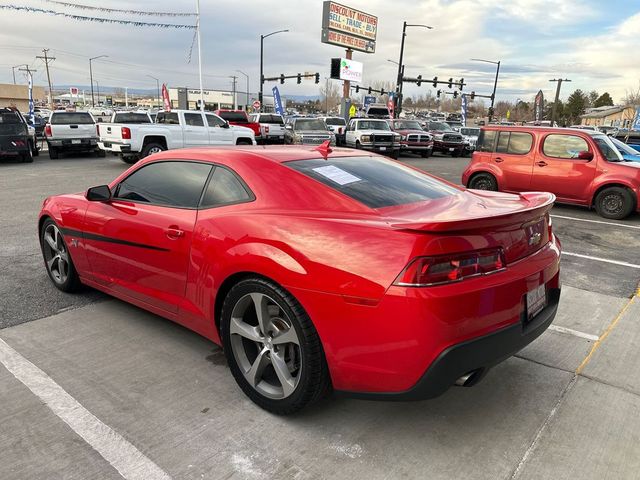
[0,0,638,103]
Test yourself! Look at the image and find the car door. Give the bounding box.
[182,112,209,147]
[82,160,213,313]
[206,113,234,144]
[529,133,596,203]
[491,130,535,192]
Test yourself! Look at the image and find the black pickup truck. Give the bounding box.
[0,108,33,163]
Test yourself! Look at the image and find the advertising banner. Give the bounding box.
[461,94,468,127]
[272,86,285,116]
[387,92,395,119]
[162,83,171,111]
[633,107,640,131]
[363,95,376,110]
[321,29,375,53]
[27,71,34,120]
[337,58,363,83]
[534,90,544,122]
[321,1,377,54]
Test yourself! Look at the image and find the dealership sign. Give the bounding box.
[337,58,363,83]
[321,1,377,53]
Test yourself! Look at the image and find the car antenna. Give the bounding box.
[315,140,332,159]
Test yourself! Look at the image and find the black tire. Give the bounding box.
[390,150,400,159]
[40,218,81,293]
[121,155,138,165]
[236,138,253,146]
[95,149,106,157]
[468,172,498,191]
[355,141,362,149]
[141,142,165,158]
[221,277,331,415]
[21,148,33,163]
[48,146,59,159]
[421,150,431,158]
[594,187,634,220]
[31,141,39,157]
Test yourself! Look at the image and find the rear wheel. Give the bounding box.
[40,219,81,292]
[468,172,498,191]
[421,150,431,158]
[221,277,330,415]
[48,146,59,159]
[21,147,33,163]
[121,155,138,165]
[236,138,253,146]
[594,187,634,220]
[141,142,165,158]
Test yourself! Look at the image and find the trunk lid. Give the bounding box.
[380,190,555,263]
[99,123,126,142]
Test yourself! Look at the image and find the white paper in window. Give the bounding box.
[312,165,361,186]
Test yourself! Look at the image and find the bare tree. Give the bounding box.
[622,82,640,105]
[319,80,341,114]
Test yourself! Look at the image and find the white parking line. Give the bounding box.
[551,214,640,230]
[0,338,172,480]
[548,325,599,342]
[562,251,640,269]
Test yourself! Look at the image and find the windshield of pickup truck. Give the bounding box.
[295,119,327,131]
[324,117,346,126]
[592,134,624,162]
[392,120,423,130]
[51,112,94,125]
[428,121,453,132]
[218,112,248,122]
[113,112,151,124]
[357,120,391,131]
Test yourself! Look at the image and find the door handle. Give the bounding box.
[536,161,548,167]
[166,227,184,239]
[494,157,504,163]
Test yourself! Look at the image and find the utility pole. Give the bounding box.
[549,78,571,126]
[236,70,249,110]
[230,75,238,110]
[36,49,56,109]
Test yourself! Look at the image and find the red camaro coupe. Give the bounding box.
[39,144,561,414]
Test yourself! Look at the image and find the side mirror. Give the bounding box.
[285,124,293,130]
[86,185,111,202]
[221,121,230,129]
[578,150,593,160]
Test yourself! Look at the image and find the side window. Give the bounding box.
[201,167,253,208]
[206,114,226,128]
[156,112,179,125]
[184,113,205,127]
[508,132,533,155]
[478,130,497,152]
[496,131,510,153]
[543,134,589,159]
[115,161,212,208]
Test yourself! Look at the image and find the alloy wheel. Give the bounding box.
[229,292,302,399]
[42,224,69,284]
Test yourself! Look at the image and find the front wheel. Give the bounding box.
[40,219,81,292]
[468,172,498,191]
[221,277,330,415]
[141,142,165,158]
[594,187,634,220]
[421,150,432,158]
[236,138,253,146]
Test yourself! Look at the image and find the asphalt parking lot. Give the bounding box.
[1,149,639,480]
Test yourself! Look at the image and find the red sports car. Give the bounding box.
[39,144,561,414]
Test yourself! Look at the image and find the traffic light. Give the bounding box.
[448,78,453,89]
[432,77,438,88]
[416,75,422,87]
[315,73,320,84]
[368,87,372,94]
[459,78,464,91]
[470,91,475,100]
[380,88,385,96]
[280,74,285,84]
[355,85,360,93]
[453,91,458,99]
[330,58,341,79]
[437,89,442,98]
[297,74,302,84]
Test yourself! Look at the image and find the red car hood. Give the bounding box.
[379,190,555,232]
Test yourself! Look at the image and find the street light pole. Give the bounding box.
[395,22,432,118]
[471,58,500,122]
[11,64,25,85]
[89,55,108,107]
[259,29,289,111]
[147,75,160,108]
[236,70,249,110]
[549,78,571,126]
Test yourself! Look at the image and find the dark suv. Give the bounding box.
[0,107,34,162]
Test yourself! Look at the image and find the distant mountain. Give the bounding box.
[53,85,156,96]
[280,94,321,102]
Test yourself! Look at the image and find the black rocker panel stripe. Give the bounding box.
[61,228,170,252]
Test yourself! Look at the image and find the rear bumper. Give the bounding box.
[339,288,560,400]
[48,138,98,149]
[98,141,132,153]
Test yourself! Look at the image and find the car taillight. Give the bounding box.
[96,124,100,136]
[338,127,343,134]
[264,125,269,134]
[393,248,506,287]
[121,127,131,139]
[547,213,553,239]
[45,124,52,137]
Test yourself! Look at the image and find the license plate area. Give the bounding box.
[71,139,81,144]
[526,284,547,322]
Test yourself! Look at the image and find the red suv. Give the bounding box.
[462,126,640,219]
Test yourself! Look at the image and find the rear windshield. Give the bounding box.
[0,112,22,124]
[295,119,327,131]
[286,156,458,208]
[218,111,248,122]
[113,112,151,124]
[392,120,423,130]
[51,113,94,125]
[324,117,346,126]
[366,107,390,117]
[258,115,284,125]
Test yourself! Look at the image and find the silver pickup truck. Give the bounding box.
[45,111,102,159]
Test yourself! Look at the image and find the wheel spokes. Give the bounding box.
[250,292,271,335]
[245,347,270,387]
[44,232,58,252]
[271,350,296,397]
[230,316,263,343]
[272,328,299,346]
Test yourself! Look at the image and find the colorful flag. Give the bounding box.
[161,83,171,111]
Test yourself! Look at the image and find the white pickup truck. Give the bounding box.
[97,109,256,164]
[45,111,102,159]
[249,113,286,144]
